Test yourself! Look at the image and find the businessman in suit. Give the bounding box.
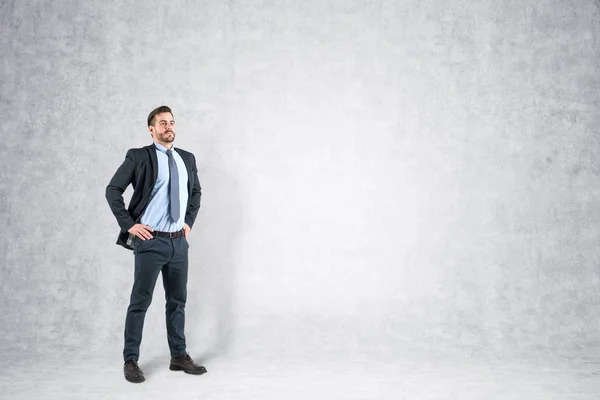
[106,105,206,383]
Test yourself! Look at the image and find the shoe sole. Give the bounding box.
[169,364,207,375]
[125,376,145,383]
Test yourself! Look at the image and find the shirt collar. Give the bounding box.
[154,142,174,153]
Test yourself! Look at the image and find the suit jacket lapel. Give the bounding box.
[174,148,192,191]
[146,144,158,184]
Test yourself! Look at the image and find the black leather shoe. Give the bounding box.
[169,354,207,375]
[124,360,145,383]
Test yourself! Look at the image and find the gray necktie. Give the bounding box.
[166,149,180,222]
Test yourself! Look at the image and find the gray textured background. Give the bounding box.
[2,0,600,398]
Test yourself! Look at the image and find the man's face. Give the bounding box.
[150,112,175,144]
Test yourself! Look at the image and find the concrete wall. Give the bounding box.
[1,0,600,359]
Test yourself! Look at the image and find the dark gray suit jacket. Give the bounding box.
[105,143,202,250]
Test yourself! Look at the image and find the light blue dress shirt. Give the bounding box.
[140,142,189,232]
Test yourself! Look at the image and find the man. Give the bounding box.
[105,105,206,383]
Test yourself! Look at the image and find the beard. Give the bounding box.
[159,131,175,142]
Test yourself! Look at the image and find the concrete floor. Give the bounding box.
[2,348,599,400]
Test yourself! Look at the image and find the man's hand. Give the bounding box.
[128,224,154,240]
[183,223,191,238]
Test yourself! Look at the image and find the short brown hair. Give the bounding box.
[147,105,173,127]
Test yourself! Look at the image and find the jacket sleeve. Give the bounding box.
[105,149,137,232]
[185,153,202,229]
